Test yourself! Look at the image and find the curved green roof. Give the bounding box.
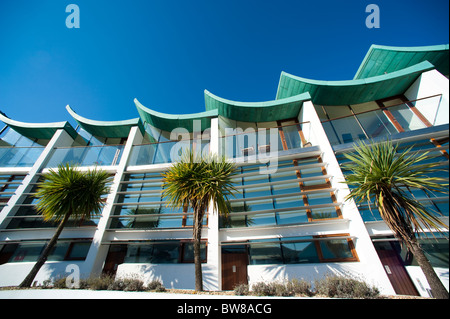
[354,44,449,79]
[276,61,435,105]
[0,112,77,141]
[66,105,143,138]
[204,90,311,122]
[134,98,218,132]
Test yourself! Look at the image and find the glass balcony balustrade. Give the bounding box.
[0,146,44,167]
[218,122,312,159]
[321,95,444,146]
[45,144,124,168]
[128,139,210,166]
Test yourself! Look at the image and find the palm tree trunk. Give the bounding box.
[380,191,448,299]
[193,207,203,292]
[19,212,72,288]
[406,237,449,299]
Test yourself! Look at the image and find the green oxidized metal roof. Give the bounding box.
[134,98,218,132]
[276,61,435,105]
[354,44,449,79]
[0,111,77,140]
[204,90,311,122]
[66,105,144,138]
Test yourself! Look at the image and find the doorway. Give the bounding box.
[222,245,248,290]
[102,244,127,277]
[374,241,419,296]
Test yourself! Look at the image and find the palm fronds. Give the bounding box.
[162,151,237,218]
[35,163,111,221]
[343,139,448,239]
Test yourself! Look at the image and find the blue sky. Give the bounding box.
[0,0,448,127]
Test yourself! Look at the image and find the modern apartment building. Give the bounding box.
[0,44,448,297]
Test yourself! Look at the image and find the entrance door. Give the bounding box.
[222,246,248,290]
[374,242,419,296]
[102,245,127,277]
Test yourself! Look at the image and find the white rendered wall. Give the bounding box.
[0,261,85,287]
[81,126,143,278]
[405,266,449,298]
[404,69,449,126]
[0,129,83,286]
[205,117,221,290]
[115,263,218,290]
[296,101,396,295]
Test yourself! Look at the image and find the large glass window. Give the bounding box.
[0,174,26,211]
[317,95,442,146]
[221,157,341,228]
[0,240,91,263]
[247,235,358,265]
[110,172,207,230]
[218,117,306,159]
[128,123,210,166]
[121,240,206,264]
[0,128,46,167]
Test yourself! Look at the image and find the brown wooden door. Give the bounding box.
[102,245,127,277]
[222,252,248,290]
[375,243,419,296]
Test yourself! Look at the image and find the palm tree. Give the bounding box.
[19,164,111,288]
[342,140,449,299]
[162,151,236,291]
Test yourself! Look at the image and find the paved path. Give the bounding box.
[0,289,280,299]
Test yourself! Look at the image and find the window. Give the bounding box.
[0,240,92,263]
[122,240,207,264]
[0,174,26,211]
[65,242,92,260]
[316,236,358,261]
[247,235,359,265]
[221,156,342,228]
[181,241,207,263]
[318,95,439,145]
[249,239,283,265]
[111,172,207,230]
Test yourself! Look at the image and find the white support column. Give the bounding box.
[81,126,143,277]
[298,101,396,295]
[0,129,74,229]
[205,117,221,291]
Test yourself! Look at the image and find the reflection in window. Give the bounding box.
[247,235,358,265]
[121,241,206,264]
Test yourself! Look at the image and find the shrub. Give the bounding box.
[271,282,293,297]
[251,281,294,296]
[108,277,147,291]
[52,277,68,289]
[251,282,276,296]
[314,275,379,299]
[89,275,116,290]
[147,279,166,292]
[286,278,313,297]
[233,283,250,296]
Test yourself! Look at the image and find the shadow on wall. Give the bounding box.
[115,263,218,290]
[247,263,375,287]
[0,261,86,287]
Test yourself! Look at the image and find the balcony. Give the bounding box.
[0,146,44,168]
[45,144,124,168]
[321,94,444,146]
[219,121,313,159]
[128,139,210,166]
